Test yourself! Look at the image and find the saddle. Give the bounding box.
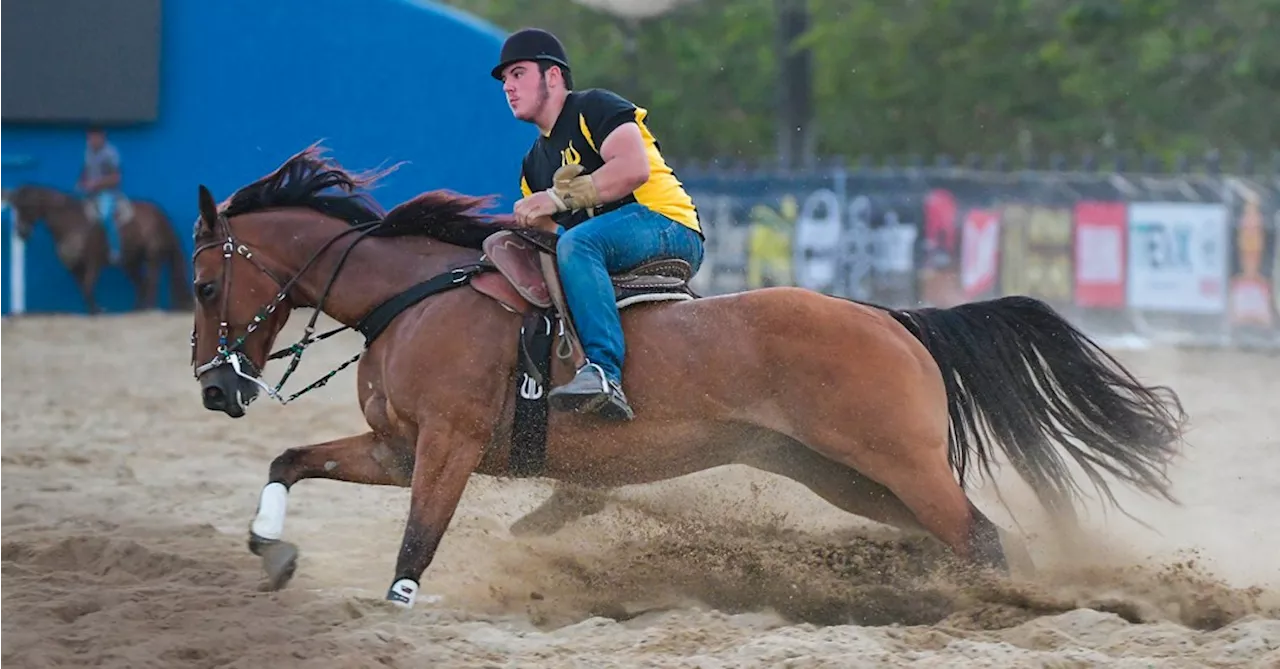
[472,227,698,367]
[83,194,135,229]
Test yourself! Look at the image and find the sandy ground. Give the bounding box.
[3,310,1279,668]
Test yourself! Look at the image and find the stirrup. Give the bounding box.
[548,363,634,420]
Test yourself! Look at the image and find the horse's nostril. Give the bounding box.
[203,385,226,409]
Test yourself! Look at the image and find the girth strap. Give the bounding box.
[509,308,555,477]
[355,263,487,345]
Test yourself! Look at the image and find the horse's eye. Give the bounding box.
[195,281,218,301]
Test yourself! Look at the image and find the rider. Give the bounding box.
[77,126,131,263]
[494,27,705,421]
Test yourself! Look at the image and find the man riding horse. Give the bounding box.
[78,126,133,264]
[495,28,706,421]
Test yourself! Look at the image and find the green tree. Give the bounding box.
[445,0,1280,165]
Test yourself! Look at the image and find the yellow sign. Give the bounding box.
[1000,204,1073,303]
[747,194,796,288]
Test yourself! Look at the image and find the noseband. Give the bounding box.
[190,211,382,405]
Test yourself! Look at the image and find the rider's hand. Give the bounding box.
[513,191,562,226]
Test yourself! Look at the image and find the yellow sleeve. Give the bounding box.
[520,175,532,198]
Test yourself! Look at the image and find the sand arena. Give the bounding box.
[3,311,1278,667]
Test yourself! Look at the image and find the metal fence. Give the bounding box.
[7,155,1277,350]
[681,167,1280,350]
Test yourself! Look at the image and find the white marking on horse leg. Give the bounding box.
[385,578,443,609]
[324,460,338,472]
[251,482,289,540]
[387,578,418,608]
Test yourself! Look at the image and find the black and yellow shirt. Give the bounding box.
[519,88,702,236]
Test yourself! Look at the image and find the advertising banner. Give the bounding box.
[1000,203,1074,306]
[1224,180,1279,343]
[960,207,1000,300]
[1073,201,1128,309]
[680,168,1276,349]
[1126,202,1229,314]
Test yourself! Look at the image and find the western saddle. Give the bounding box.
[471,228,697,367]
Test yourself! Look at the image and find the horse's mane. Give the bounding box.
[221,143,388,225]
[375,190,517,250]
[219,142,517,250]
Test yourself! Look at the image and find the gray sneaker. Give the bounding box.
[548,363,635,421]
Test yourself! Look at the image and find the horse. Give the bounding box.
[189,145,1187,609]
[3,184,193,313]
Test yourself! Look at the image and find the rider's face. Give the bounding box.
[501,62,549,122]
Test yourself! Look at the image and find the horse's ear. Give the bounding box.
[197,184,219,232]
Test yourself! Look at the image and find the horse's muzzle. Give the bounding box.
[199,364,259,418]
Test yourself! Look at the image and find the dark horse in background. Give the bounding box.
[3,184,192,313]
[189,145,1187,609]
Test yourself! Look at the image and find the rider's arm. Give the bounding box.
[579,90,649,203]
[590,123,649,203]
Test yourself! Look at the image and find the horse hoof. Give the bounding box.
[260,540,299,591]
[384,579,444,609]
[386,578,418,608]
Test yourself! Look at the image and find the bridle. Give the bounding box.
[190,209,384,406]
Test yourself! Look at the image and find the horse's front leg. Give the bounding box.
[385,426,486,608]
[248,430,411,590]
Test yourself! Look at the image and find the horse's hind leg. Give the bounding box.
[509,481,610,537]
[75,263,102,314]
[735,443,924,533]
[145,253,165,310]
[846,439,1010,574]
[122,259,149,311]
[249,431,411,590]
[743,443,1031,575]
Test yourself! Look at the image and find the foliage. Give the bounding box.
[443,0,1280,164]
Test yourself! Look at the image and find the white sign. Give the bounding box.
[1126,202,1228,313]
[3,202,25,315]
[791,188,842,291]
[791,190,918,298]
[1077,224,1123,284]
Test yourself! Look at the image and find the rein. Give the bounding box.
[190,211,484,406]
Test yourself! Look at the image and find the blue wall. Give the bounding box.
[1,0,533,314]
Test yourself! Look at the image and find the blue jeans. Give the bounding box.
[557,203,704,385]
[93,191,122,258]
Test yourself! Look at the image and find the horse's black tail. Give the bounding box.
[883,295,1187,521]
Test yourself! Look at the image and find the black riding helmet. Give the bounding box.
[491,28,571,81]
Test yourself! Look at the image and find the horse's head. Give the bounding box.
[188,142,516,418]
[189,184,293,417]
[4,185,58,239]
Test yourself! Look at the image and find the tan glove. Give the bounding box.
[549,163,602,211]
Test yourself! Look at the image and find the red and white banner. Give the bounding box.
[960,208,1000,298]
[1073,201,1127,308]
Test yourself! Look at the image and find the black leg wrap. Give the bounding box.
[967,501,1009,574]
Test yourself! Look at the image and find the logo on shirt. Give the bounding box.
[560,141,581,167]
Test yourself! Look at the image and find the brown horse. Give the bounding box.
[190,146,1187,609]
[3,184,192,313]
